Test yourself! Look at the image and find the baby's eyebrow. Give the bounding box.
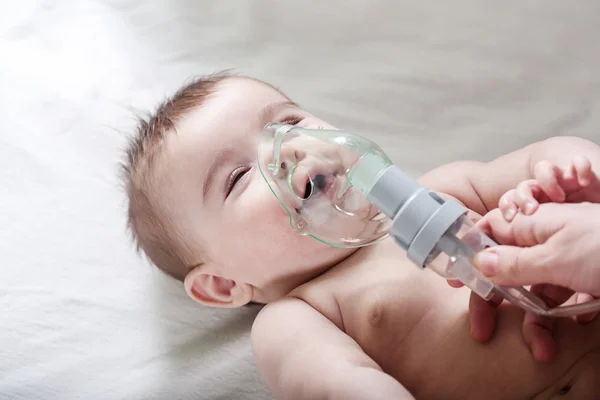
[203,148,235,203]
[259,100,299,123]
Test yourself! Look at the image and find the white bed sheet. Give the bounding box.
[1,1,599,399]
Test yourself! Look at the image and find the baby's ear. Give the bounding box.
[184,267,254,308]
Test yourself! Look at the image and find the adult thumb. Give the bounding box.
[473,245,556,287]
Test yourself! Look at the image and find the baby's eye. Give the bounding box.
[226,167,250,197]
[232,170,248,186]
[279,116,303,126]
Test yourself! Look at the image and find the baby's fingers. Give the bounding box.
[573,155,594,187]
[514,180,541,215]
[499,190,518,221]
[534,161,565,203]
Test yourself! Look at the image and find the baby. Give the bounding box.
[122,72,600,399]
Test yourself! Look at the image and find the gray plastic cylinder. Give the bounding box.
[366,165,468,268]
[368,166,422,217]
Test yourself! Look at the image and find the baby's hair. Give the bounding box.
[121,71,231,281]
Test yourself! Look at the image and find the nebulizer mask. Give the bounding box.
[258,123,600,317]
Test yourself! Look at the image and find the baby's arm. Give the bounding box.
[418,136,600,215]
[252,297,415,400]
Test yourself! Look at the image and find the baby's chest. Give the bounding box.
[337,270,455,357]
[331,265,477,386]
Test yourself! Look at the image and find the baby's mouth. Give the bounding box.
[303,174,328,199]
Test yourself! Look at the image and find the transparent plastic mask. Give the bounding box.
[257,123,392,248]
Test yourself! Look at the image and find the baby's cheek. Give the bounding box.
[249,179,291,216]
[234,199,286,243]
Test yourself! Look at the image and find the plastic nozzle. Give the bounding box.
[349,152,392,196]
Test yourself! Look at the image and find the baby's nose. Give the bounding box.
[278,144,306,172]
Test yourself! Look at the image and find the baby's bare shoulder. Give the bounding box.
[289,274,346,331]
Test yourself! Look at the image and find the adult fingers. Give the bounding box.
[447,279,465,288]
[522,284,574,363]
[473,245,555,287]
[474,207,568,286]
[475,209,519,246]
[469,291,504,343]
[478,204,566,248]
[574,293,598,324]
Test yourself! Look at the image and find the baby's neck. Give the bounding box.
[302,239,401,285]
[261,239,402,304]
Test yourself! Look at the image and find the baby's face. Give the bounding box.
[161,78,355,303]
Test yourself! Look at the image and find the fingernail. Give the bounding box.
[503,206,516,221]
[524,202,536,215]
[474,252,498,277]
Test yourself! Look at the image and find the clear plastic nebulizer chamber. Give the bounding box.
[258,123,600,317]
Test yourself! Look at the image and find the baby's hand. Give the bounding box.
[499,155,600,221]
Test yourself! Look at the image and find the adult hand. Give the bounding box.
[471,202,600,362]
[448,155,600,361]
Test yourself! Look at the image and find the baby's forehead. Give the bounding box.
[174,78,292,142]
[160,77,294,182]
[209,77,293,117]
